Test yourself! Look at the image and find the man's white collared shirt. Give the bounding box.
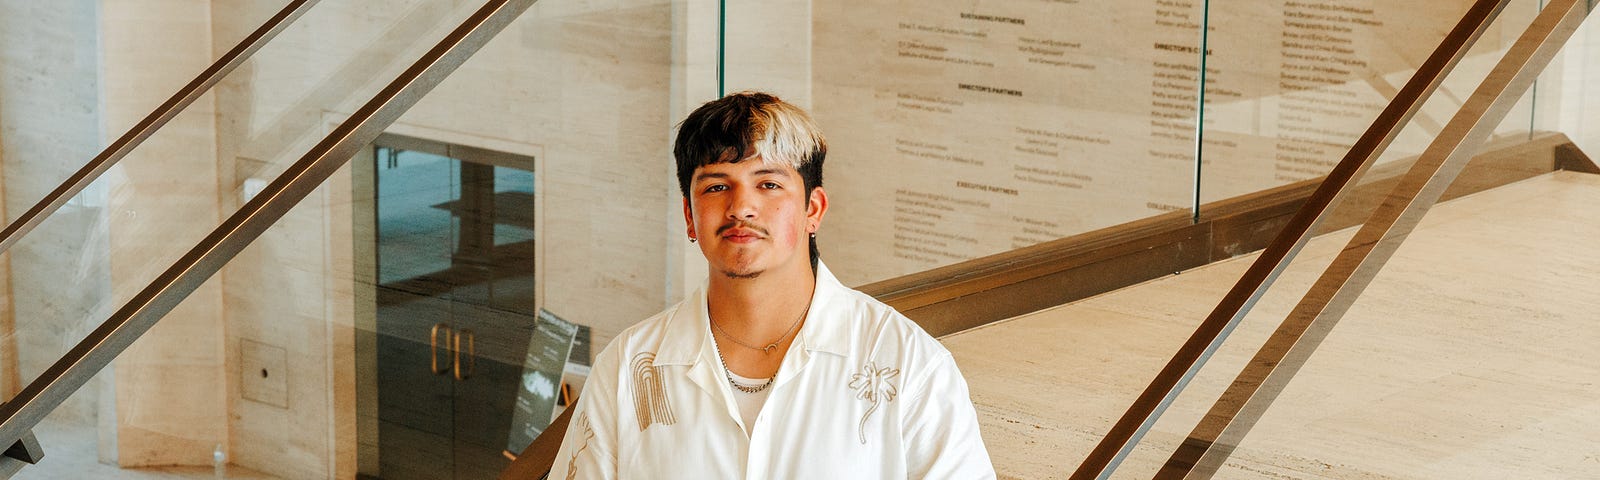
[550,262,995,479]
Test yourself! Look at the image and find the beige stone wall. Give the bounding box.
[783,0,1553,286]
[0,141,10,403]
[667,0,722,302]
[722,0,813,105]
[99,0,230,467]
[0,33,10,401]
[0,0,113,432]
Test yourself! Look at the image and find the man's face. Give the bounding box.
[683,158,826,279]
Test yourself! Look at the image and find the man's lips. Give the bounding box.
[718,226,766,243]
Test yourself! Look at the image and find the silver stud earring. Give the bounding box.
[689,236,697,243]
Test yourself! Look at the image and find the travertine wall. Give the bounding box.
[0,134,10,396]
[0,118,9,401]
[0,0,113,439]
[800,0,1550,286]
[709,0,1600,291]
[100,0,229,467]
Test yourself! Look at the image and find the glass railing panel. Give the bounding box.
[1196,0,1541,209]
[1533,1,1600,156]
[5,0,696,477]
[1100,0,1586,477]
[0,0,493,477]
[1183,169,1598,478]
[723,0,1207,287]
[1097,208,1358,479]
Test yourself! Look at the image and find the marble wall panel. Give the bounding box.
[666,0,721,302]
[99,0,228,468]
[792,0,1566,286]
[0,0,112,425]
[219,169,358,478]
[0,95,9,400]
[723,0,813,106]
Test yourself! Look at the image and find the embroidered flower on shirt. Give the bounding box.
[848,361,901,444]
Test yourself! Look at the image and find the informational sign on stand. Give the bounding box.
[561,324,593,409]
[506,309,579,454]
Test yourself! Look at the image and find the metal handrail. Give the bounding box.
[1157,1,1595,478]
[0,0,320,256]
[0,0,539,461]
[1068,0,1512,477]
[499,405,574,480]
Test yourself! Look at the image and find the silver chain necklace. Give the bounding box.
[709,308,807,394]
[717,350,774,393]
[709,308,807,353]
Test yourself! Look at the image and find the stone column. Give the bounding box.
[100,0,228,467]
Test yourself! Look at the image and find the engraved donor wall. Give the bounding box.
[812,0,1481,285]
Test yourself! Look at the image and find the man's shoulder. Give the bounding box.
[825,282,952,362]
[618,303,683,342]
[592,300,690,366]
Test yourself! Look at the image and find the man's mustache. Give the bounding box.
[716,220,769,237]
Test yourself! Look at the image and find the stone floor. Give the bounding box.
[15,418,278,480]
[945,171,1600,479]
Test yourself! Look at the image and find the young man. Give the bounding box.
[550,92,994,478]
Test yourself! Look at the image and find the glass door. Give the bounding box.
[368,138,537,479]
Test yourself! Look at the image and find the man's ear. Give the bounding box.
[806,186,828,233]
[682,197,696,240]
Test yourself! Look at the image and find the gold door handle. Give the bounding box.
[453,329,476,380]
[429,323,453,375]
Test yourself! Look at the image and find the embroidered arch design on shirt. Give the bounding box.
[631,352,676,431]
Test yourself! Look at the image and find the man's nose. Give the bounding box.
[727,186,758,219]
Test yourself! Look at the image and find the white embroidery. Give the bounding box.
[848,361,901,444]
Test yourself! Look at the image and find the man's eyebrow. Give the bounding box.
[693,168,793,183]
[751,168,793,178]
[693,172,730,183]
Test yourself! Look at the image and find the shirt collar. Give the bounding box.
[653,261,852,367]
[797,261,851,357]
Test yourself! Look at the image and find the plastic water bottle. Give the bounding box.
[211,444,227,476]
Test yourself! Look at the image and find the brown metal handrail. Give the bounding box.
[0,0,319,256]
[0,0,539,468]
[1069,0,1513,477]
[500,406,574,480]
